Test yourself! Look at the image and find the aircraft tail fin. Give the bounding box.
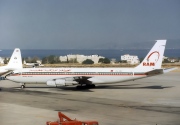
[6,48,23,70]
[135,40,166,72]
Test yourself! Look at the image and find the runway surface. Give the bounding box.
[0,72,180,125]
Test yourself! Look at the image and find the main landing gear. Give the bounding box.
[76,84,96,89]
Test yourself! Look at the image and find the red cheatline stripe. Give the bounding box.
[11,74,147,76]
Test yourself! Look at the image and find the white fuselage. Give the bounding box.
[6,67,148,84]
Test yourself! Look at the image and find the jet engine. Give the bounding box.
[46,79,78,86]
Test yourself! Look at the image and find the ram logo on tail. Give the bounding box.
[143,51,160,66]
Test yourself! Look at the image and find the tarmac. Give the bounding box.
[0,72,180,125]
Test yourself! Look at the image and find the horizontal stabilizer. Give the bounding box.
[163,67,178,73]
[145,69,164,76]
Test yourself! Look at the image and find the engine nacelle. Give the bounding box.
[46,80,56,86]
[55,79,66,86]
[46,79,78,87]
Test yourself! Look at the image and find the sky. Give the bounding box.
[0,0,180,49]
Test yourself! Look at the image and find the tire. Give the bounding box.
[21,85,25,89]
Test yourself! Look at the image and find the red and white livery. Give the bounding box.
[6,40,175,89]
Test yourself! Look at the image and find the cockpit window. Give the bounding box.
[5,71,15,77]
[7,72,14,75]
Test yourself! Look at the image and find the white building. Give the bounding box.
[67,54,76,60]
[168,58,179,63]
[59,54,105,64]
[76,55,87,63]
[76,54,104,64]
[59,56,68,62]
[121,54,139,65]
[88,55,104,64]
[163,56,168,61]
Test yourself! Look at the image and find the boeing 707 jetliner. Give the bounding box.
[0,48,22,76]
[6,40,175,89]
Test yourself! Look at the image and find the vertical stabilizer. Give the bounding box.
[135,40,166,72]
[6,48,22,70]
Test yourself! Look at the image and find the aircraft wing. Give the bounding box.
[73,76,92,82]
[68,76,93,85]
[47,76,93,87]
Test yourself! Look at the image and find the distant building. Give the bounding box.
[163,56,168,61]
[121,54,139,65]
[67,54,76,60]
[168,57,179,63]
[59,56,68,62]
[77,54,105,64]
[59,54,105,64]
[76,55,87,63]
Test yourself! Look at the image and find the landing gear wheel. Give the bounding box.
[76,86,81,89]
[91,84,96,88]
[21,85,25,89]
[76,84,96,89]
[20,83,26,89]
[76,84,87,89]
[87,84,96,88]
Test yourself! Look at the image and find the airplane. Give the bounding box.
[0,48,22,77]
[24,60,44,67]
[5,40,176,89]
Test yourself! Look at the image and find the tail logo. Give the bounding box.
[143,51,160,66]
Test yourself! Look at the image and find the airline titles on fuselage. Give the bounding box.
[29,69,71,72]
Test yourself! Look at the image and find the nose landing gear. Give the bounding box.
[20,83,26,89]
